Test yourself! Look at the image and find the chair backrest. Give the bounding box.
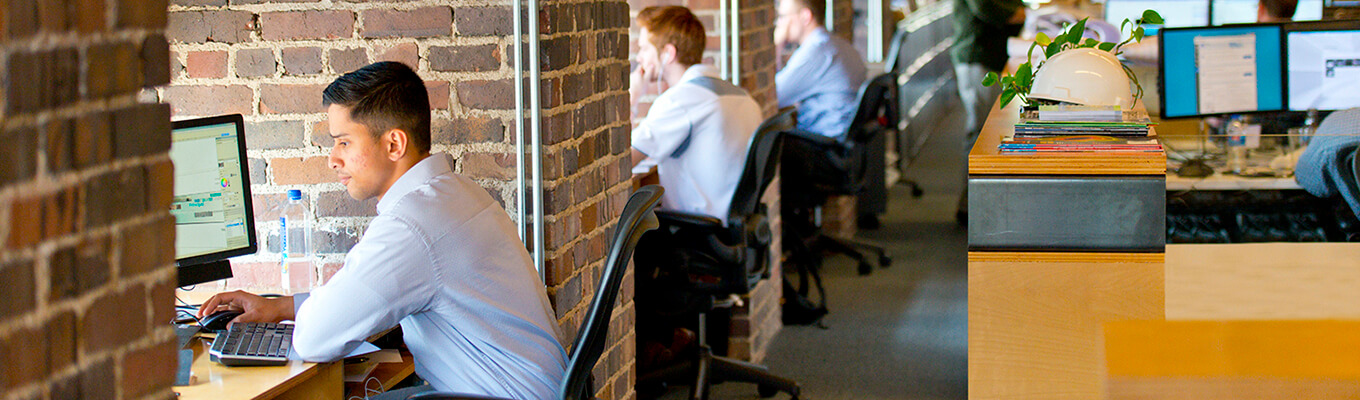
[726,107,795,223]
[559,186,663,400]
[846,73,900,146]
[884,29,909,74]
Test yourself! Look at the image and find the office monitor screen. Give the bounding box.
[1105,0,1208,30]
[170,115,256,263]
[1287,25,1360,111]
[1160,24,1285,118]
[1212,0,1323,25]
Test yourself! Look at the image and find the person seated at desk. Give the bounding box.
[629,5,762,221]
[197,61,566,400]
[1295,108,1360,216]
[774,0,866,139]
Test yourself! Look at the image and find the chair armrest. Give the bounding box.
[407,392,512,400]
[654,210,725,230]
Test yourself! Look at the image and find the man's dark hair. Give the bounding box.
[793,0,826,27]
[322,61,431,154]
[1260,0,1299,20]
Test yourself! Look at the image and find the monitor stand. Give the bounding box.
[177,259,234,287]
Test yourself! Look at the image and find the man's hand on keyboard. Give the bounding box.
[199,290,295,324]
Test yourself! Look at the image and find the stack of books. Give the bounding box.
[1002,105,1161,153]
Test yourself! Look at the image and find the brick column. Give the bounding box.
[829,0,854,42]
[536,1,635,398]
[1,0,177,399]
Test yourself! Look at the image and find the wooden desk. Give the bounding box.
[967,96,1169,399]
[173,290,415,400]
[175,335,343,400]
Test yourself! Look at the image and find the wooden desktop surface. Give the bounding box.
[176,334,342,400]
[966,97,1167,176]
[174,289,413,400]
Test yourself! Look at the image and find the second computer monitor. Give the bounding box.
[1212,0,1323,25]
[1286,20,1360,111]
[1159,24,1285,118]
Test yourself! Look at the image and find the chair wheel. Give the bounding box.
[857,261,873,275]
[758,384,780,398]
[879,254,892,267]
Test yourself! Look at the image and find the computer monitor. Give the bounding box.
[1105,0,1209,32]
[170,114,257,287]
[1159,23,1286,118]
[1285,19,1360,111]
[1212,0,1324,25]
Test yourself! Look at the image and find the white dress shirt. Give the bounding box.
[632,64,763,221]
[292,154,566,400]
[777,27,867,139]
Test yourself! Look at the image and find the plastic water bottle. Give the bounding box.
[279,189,311,294]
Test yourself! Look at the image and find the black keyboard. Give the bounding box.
[209,322,293,366]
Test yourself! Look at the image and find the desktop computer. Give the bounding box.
[1105,0,1209,36]
[1285,19,1360,111]
[171,114,258,287]
[171,115,290,367]
[1159,23,1286,118]
[1212,0,1324,25]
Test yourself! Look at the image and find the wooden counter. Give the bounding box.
[176,335,343,400]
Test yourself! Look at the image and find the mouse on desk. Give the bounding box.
[200,310,243,332]
[1176,158,1215,178]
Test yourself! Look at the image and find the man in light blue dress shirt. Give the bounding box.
[199,62,567,400]
[775,0,866,139]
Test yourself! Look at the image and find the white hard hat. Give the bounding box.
[1028,47,1134,107]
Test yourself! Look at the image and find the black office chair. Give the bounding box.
[634,108,802,400]
[782,73,897,276]
[410,185,664,400]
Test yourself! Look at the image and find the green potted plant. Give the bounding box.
[983,10,1164,109]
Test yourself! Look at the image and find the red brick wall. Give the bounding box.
[536,1,636,398]
[1,0,177,399]
[163,1,635,398]
[829,0,854,43]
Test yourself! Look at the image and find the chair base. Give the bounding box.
[638,344,801,400]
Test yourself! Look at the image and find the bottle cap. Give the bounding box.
[288,189,302,201]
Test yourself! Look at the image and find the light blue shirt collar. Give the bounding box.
[803,26,831,47]
[376,153,452,215]
[678,64,721,84]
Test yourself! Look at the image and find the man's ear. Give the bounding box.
[662,44,678,65]
[800,6,815,26]
[384,128,409,161]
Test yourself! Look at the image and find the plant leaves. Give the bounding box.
[1098,42,1116,51]
[1067,18,1088,46]
[1000,90,1017,108]
[1142,9,1164,25]
[1046,40,1063,58]
[1036,32,1052,47]
[1015,62,1032,89]
[1134,26,1145,42]
[1083,38,1099,47]
[982,71,998,86]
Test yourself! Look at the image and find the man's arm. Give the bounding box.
[291,217,436,361]
[776,44,831,108]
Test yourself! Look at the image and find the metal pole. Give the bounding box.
[867,0,883,62]
[513,0,527,242]
[529,0,546,279]
[719,0,729,80]
[730,0,741,86]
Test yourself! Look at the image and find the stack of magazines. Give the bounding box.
[1002,105,1161,153]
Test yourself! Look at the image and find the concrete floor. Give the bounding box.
[659,96,971,400]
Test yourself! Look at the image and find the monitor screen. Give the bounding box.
[1159,24,1285,118]
[1212,0,1323,25]
[1105,0,1209,30]
[170,114,256,286]
[1286,21,1360,111]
